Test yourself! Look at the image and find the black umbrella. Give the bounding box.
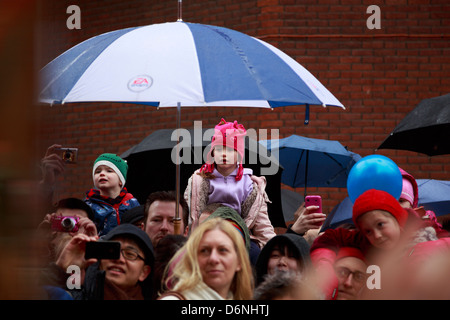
[121,127,286,227]
[377,93,450,156]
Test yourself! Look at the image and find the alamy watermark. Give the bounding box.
[366,5,381,30]
[170,121,280,176]
[66,5,381,31]
[66,5,81,30]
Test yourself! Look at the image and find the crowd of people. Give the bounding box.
[35,119,450,300]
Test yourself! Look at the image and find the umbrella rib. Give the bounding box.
[323,152,348,185]
[293,149,305,188]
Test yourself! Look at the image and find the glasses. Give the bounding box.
[334,266,367,283]
[121,248,145,261]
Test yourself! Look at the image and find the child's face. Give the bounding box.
[94,165,122,190]
[213,145,239,165]
[358,210,402,250]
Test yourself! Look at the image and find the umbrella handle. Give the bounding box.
[304,104,310,125]
[173,217,182,235]
[174,101,182,235]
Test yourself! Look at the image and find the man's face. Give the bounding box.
[334,256,367,300]
[144,200,185,246]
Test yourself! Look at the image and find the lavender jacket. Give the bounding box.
[185,168,276,248]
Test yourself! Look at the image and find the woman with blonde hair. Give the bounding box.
[159,217,254,300]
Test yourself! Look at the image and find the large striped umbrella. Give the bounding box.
[39,21,344,111]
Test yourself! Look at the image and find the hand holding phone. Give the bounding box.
[305,195,322,214]
[304,195,324,227]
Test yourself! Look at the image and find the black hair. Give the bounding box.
[56,197,94,221]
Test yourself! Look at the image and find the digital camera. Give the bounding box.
[56,147,78,164]
[51,215,80,232]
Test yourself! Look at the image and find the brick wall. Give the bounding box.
[35,0,450,223]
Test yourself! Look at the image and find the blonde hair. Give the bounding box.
[164,217,253,299]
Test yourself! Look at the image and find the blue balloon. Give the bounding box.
[347,155,402,203]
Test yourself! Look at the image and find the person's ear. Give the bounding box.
[139,265,151,282]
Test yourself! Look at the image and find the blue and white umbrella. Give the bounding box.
[39,21,344,112]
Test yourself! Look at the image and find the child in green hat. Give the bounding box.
[85,153,140,235]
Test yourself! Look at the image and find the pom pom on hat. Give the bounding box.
[93,153,128,187]
[352,189,408,228]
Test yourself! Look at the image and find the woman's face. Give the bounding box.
[197,228,241,298]
[358,210,402,250]
[267,246,301,275]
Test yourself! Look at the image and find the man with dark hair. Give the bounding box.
[56,197,95,221]
[143,191,189,246]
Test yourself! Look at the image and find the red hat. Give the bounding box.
[200,118,247,180]
[336,247,366,263]
[352,189,408,228]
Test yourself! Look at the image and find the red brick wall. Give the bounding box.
[35,0,450,222]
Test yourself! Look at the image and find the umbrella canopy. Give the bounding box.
[416,179,450,216]
[320,196,354,232]
[259,134,361,196]
[120,127,286,227]
[280,189,304,223]
[39,21,344,110]
[377,93,450,156]
[320,179,450,232]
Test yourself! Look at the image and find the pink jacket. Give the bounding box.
[184,169,276,248]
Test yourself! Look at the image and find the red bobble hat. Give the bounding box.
[336,247,366,263]
[352,189,408,228]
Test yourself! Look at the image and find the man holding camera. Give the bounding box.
[40,224,155,300]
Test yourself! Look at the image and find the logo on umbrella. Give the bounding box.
[128,75,153,92]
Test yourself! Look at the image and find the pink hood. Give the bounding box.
[399,168,419,208]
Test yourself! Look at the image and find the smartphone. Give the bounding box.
[85,241,121,260]
[305,195,322,214]
[55,147,78,164]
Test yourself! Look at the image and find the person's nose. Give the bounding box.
[208,249,220,264]
[160,219,170,231]
[277,256,288,267]
[373,229,383,240]
[343,273,354,287]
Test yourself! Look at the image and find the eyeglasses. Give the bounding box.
[334,266,367,283]
[121,248,145,261]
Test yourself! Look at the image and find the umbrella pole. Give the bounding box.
[304,150,309,198]
[177,0,183,21]
[174,102,182,235]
